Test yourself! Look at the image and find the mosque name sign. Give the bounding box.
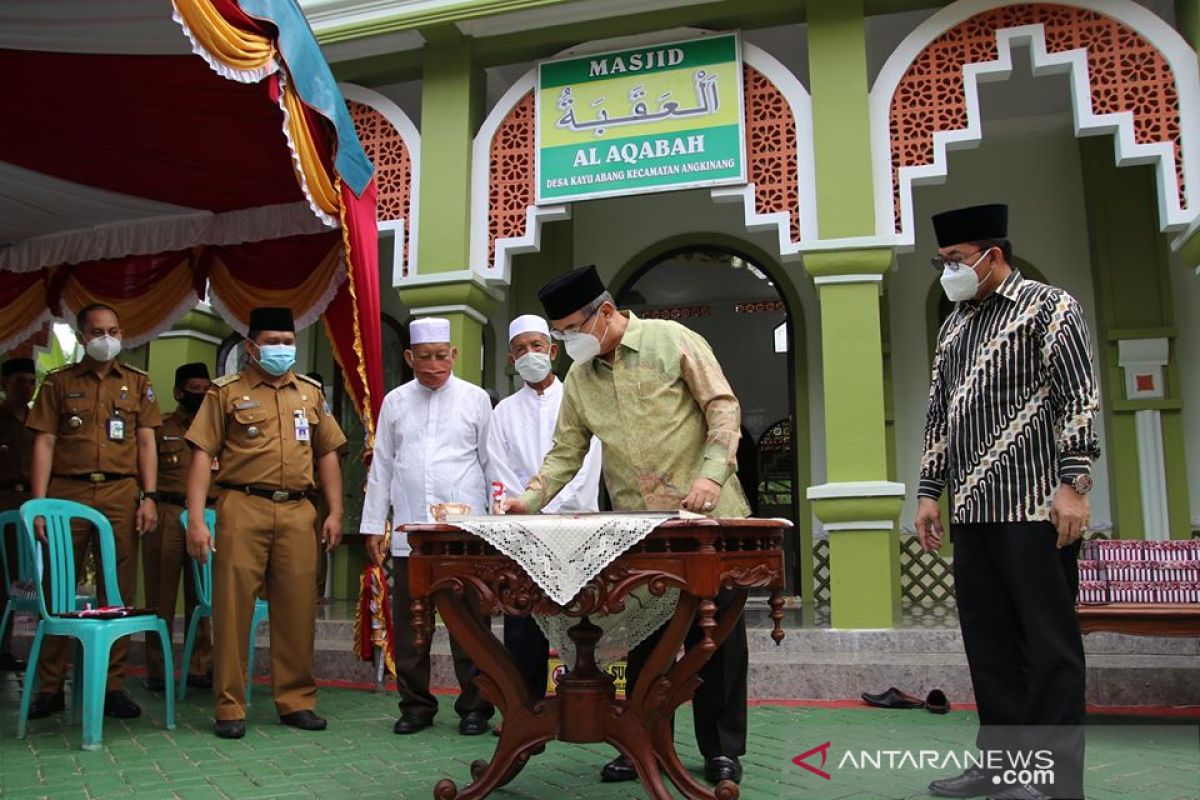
[535,33,746,204]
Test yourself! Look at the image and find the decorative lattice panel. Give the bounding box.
[488,93,536,270]
[890,3,1185,231]
[744,66,801,243]
[813,538,831,604]
[900,535,955,607]
[348,100,413,271]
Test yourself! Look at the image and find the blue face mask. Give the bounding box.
[254,344,296,376]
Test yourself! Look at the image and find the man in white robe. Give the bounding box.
[486,315,602,703]
[360,317,494,736]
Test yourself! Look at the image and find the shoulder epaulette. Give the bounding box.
[297,373,323,389]
[213,374,241,388]
[46,364,73,375]
[121,363,149,376]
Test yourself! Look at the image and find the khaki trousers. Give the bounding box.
[143,502,213,679]
[212,490,317,721]
[37,477,140,693]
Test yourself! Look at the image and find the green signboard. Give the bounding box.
[535,33,746,204]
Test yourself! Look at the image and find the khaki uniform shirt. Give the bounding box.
[26,361,161,477]
[0,405,34,491]
[522,311,749,516]
[157,409,217,501]
[186,368,346,492]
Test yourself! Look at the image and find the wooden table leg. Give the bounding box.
[429,590,558,800]
[649,590,749,800]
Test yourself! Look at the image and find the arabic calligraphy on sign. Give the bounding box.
[554,69,721,138]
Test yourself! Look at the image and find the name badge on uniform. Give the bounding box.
[294,409,310,443]
[65,391,84,399]
[107,416,125,442]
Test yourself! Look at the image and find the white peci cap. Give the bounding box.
[409,317,451,345]
[508,314,550,343]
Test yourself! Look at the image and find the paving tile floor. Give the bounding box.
[0,676,1195,800]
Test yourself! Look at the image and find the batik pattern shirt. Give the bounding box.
[919,271,1101,523]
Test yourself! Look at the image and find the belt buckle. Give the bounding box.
[271,490,290,503]
[89,472,105,483]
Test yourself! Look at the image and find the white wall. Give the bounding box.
[889,128,1115,532]
[1171,253,1200,529]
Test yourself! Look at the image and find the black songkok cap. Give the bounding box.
[931,204,1008,248]
[1,358,35,378]
[248,306,295,333]
[537,265,607,320]
[174,362,210,387]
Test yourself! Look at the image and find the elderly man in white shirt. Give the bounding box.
[486,315,602,705]
[360,317,494,737]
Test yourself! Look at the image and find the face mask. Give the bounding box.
[84,334,122,362]
[563,313,609,364]
[253,344,296,376]
[514,352,553,384]
[178,391,206,415]
[939,249,993,303]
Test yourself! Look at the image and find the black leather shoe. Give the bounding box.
[458,712,490,736]
[104,690,142,719]
[27,691,65,719]
[861,686,926,709]
[704,756,743,784]
[280,710,327,731]
[393,712,433,734]
[0,651,27,672]
[989,785,1052,800]
[214,719,246,739]
[187,673,213,689]
[930,767,995,797]
[925,689,951,715]
[144,676,166,691]
[600,755,637,783]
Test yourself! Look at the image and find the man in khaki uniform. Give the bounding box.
[143,362,215,691]
[0,358,37,671]
[185,306,345,739]
[26,303,161,720]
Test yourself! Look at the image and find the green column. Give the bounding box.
[805,252,902,629]
[397,26,496,385]
[805,0,901,628]
[415,26,484,276]
[145,310,228,394]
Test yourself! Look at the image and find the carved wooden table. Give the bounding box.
[402,517,788,800]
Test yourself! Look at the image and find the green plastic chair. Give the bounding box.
[0,510,39,656]
[178,509,269,705]
[17,499,175,750]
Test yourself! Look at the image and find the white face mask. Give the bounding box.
[563,313,609,364]
[939,249,993,303]
[514,351,552,384]
[85,334,122,362]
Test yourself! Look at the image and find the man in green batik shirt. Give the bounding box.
[500,265,751,787]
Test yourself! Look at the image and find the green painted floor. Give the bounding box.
[0,679,1196,799]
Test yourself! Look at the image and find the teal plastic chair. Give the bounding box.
[179,509,268,705]
[0,510,39,657]
[17,499,175,750]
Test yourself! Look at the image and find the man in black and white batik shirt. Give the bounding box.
[915,204,1099,800]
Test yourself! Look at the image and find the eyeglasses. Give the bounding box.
[549,313,591,341]
[929,248,989,271]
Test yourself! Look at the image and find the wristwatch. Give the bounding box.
[141,491,160,504]
[1065,475,1093,495]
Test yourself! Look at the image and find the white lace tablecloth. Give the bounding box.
[451,513,684,664]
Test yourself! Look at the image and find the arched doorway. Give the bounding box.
[613,242,809,598]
